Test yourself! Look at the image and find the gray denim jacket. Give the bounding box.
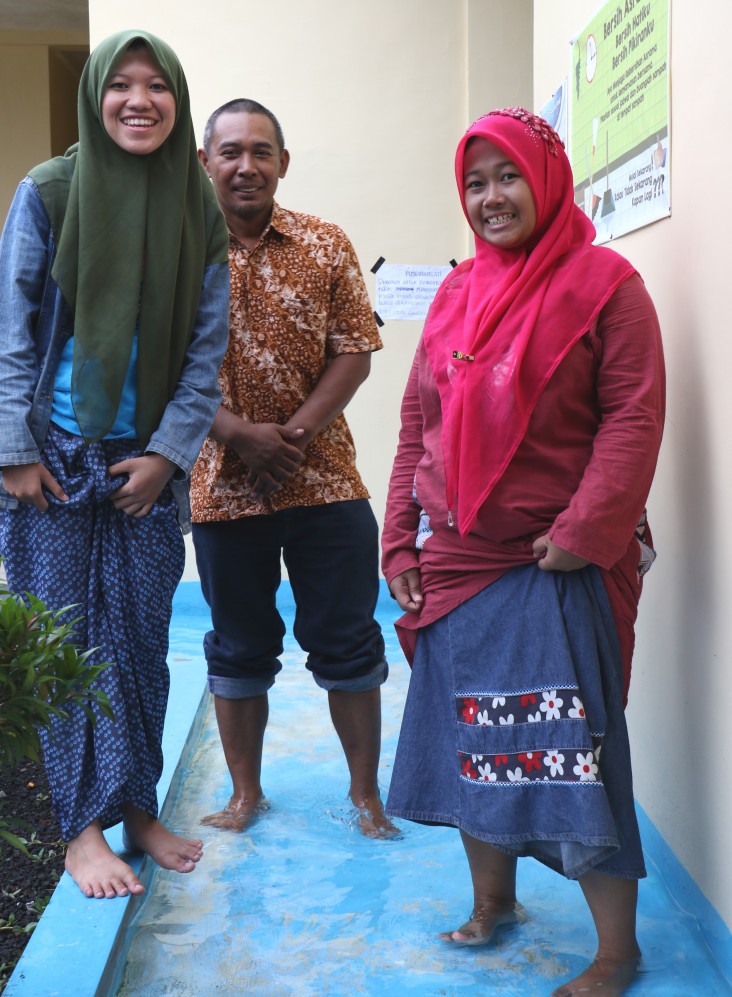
[0,177,230,532]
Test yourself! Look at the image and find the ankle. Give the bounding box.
[472,896,518,917]
[348,785,381,808]
[595,946,642,964]
[230,784,264,805]
[122,805,154,830]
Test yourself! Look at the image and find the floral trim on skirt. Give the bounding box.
[386,563,645,880]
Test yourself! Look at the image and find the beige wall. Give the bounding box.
[535,1,731,932]
[0,38,51,221]
[467,0,533,123]
[0,30,88,221]
[49,47,89,157]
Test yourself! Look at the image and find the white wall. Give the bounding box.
[535,1,732,931]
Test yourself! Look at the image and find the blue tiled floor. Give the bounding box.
[8,582,732,996]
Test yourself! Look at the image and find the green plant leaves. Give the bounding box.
[0,571,114,852]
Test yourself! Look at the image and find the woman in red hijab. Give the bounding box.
[382,108,665,995]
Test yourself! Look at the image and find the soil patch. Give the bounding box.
[0,759,65,993]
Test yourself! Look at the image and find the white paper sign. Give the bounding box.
[375,264,451,321]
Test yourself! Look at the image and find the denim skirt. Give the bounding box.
[386,563,645,880]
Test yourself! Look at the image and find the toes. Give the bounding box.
[107,876,130,897]
[184,839,204,860]
[78,868,142,900]
[438,929,470,944]
[109,877,129,897]
[201,810,250,832]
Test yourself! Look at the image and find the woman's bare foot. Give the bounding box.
[438,902,525,945]
[551,955,641,996]
[123,806,203,872]
[65,821,145,899]
[200,794,268,832]
[351,793,400,839]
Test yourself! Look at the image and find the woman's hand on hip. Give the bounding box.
[108,454,175,518]
[1,463,68,511]
[389,568,424,613]
[533,535,590,572]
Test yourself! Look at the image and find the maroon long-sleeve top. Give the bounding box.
[381,274,665,700]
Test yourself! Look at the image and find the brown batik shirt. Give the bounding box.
[190,203,383,522]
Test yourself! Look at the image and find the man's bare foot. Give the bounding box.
[200,794,269,832]
[65,821,145,899]
[351,794,400,839]
[438,902,525,945]
[551,955,641,996]
[123,806,203,873]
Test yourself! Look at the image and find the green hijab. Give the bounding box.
[29,29,229,446]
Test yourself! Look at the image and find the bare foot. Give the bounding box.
[351,794,401,839]
[65,821,145,899]
[200,794,269,832]
[551,955,641,996]
[123,806,203,873]
[438,902,525,946]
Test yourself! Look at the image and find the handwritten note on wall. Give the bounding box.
[375,264,451,322]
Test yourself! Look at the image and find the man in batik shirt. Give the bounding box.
[191,99,395,838]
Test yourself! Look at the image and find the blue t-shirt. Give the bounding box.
[52,335,138,439]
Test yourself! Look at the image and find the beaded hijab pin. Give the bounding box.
[471,107,564,158]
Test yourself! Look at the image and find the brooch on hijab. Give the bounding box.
[476,107,564,158]
[452,350,474,362]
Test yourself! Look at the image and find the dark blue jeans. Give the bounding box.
[192,499,387,698]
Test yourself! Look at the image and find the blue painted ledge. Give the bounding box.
[636,806,732,989]
[5,583,209,997]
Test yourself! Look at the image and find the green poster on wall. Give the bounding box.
[570,0,670,243]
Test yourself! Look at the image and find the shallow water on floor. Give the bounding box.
[113,588,730,996]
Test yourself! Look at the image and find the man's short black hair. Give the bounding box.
[202,98,285,153]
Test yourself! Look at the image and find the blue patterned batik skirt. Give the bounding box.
[0,424,185,840]
[386,563,646,881]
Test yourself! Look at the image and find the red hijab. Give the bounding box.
[423,108,635,538]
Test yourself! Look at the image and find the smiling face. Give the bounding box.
[462,137,537,250]
[198,111,290,241]
[101,46,176,155]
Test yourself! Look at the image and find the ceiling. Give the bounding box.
[0,0,88,31]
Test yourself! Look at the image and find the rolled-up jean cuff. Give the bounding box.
[207,672,277,699]
[312,656,389,692]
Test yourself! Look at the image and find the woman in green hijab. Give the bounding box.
[0,30,230,899]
